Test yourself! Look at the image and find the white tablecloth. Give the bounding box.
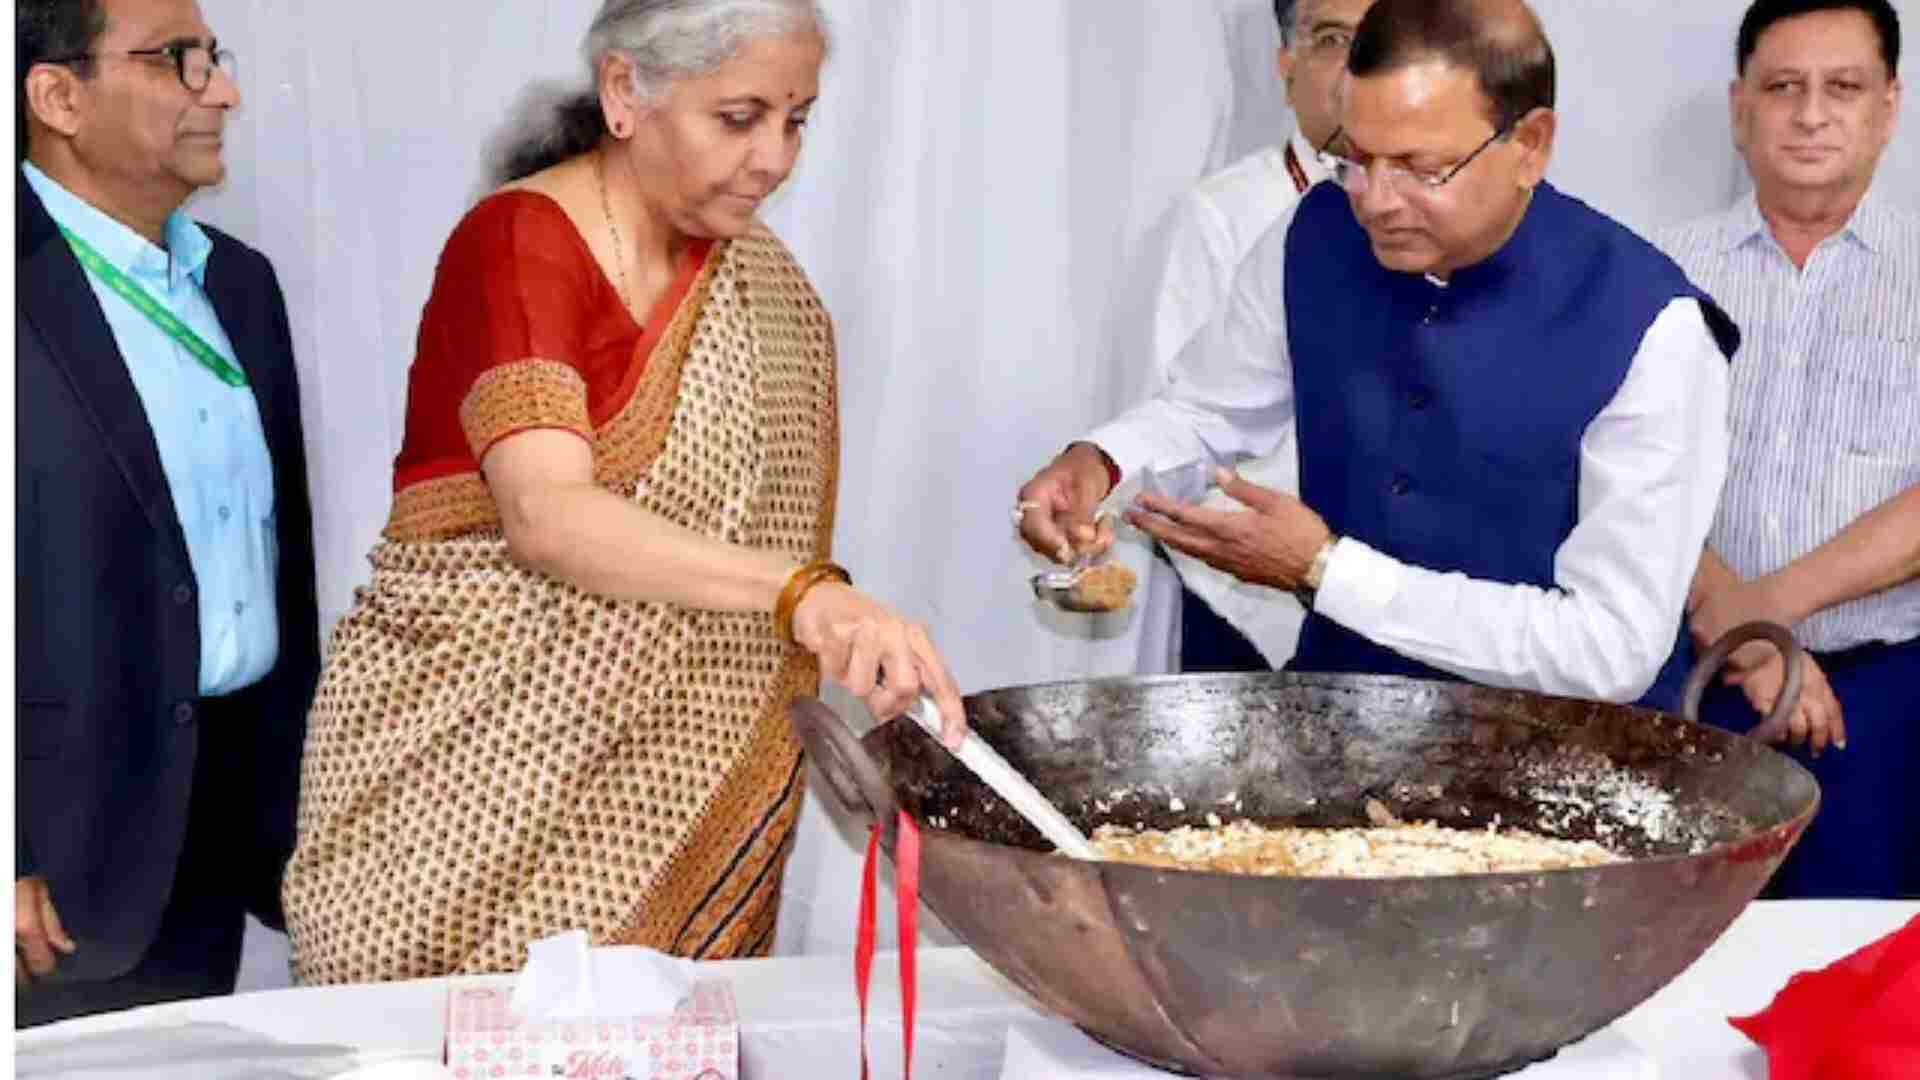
[17,900,1917,1079]
[1000,1021,1662,1079]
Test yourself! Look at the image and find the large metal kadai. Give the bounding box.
[790,625,1818,1079]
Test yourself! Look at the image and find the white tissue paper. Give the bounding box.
[448,931,737,1080]
[507,929,697,1021]
[1138,458,1218,505]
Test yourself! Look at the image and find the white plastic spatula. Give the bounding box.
[905,695,1099,860]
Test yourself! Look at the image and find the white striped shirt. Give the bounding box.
[1656,188,1920,653]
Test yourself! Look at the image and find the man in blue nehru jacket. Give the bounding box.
[1019,0,1736,710]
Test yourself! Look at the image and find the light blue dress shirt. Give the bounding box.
[24,162,280,695]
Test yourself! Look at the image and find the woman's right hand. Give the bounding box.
[790,583,967,749]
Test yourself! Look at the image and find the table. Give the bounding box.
[16,901,1916,1079]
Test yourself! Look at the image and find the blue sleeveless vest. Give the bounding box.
[1281,182,1737,711]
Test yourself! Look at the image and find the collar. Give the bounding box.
[20,161,212,291]
[1719,190,1770,253]
[1843,184,1897,254]
[1723,183,1893,257]
[1286,129,1333,194]
[1442,182,1555,293]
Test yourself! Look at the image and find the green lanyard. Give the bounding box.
[58,223,249,389]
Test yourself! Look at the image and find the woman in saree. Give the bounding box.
[282,0,967,984]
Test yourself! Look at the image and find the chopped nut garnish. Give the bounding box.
[1068,563,1138,612]
[1364,798,1402,828]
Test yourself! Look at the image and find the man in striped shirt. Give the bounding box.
[1656,0,1918,899]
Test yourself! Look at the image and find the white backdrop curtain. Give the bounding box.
[184,0,1919,984]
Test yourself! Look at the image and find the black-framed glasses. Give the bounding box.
[46,41,237,94]
[1316,122,1513,196]
[1291,23,1357,60]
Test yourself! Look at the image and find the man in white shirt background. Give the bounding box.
[1017,0,1736,712]
[1149,0,1376,674]
[1656,0,1917,898]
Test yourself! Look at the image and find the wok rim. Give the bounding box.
[874,668,1822,885]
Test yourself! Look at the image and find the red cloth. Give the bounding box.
[392,190,709,491]
[1729,915,1920,1079]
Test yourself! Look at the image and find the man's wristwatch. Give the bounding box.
[1295,535,1339,610]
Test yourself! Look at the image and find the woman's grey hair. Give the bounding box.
[493,0,827,184]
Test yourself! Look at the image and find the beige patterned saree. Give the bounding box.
[283,194,838,983]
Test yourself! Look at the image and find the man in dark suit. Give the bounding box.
[16,0,319,1025]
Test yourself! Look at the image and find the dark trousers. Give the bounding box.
[1178,585,1270,674]
[15,694,256,1028]
[1697,637,1920,900]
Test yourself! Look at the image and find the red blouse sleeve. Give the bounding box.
[394,192,599,487]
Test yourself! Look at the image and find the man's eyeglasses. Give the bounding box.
[1315,122,1512,196]
[46,41,237,94]
[1295,26,1356,59]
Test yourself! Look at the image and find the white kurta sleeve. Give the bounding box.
[1085,206,1299,479]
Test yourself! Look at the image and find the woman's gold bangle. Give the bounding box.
[774,560,852,646]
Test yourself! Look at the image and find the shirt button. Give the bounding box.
[218,505,232,523]
[173,702,196,727]
[1409,389,1432,410]
[172,583,193,606]
[198,408,210,424]
[1391,475,1413,496]
[234,601,246,616]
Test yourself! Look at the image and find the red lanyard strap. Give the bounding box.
[856,811,922,1080]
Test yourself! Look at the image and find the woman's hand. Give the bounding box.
[791,583,967,748]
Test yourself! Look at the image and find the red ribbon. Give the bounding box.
[1284,141,1312,195]
[898,813,921,1077]
[856,811,922,1080]
[855,823,878,1080]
